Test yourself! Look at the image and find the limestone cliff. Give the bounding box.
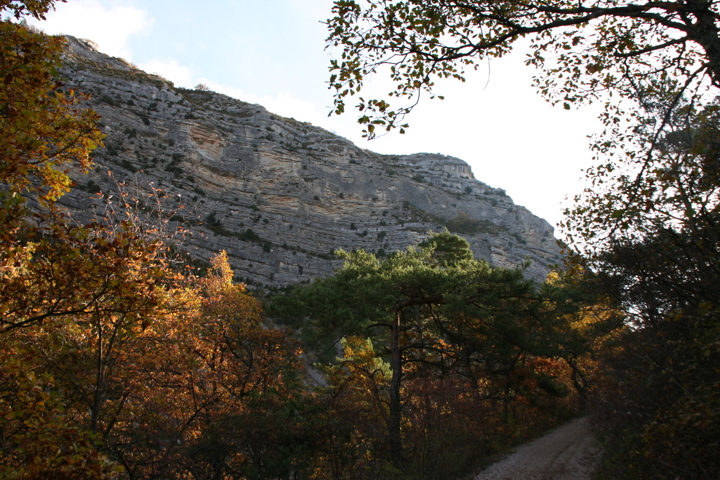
[56,36,563,287]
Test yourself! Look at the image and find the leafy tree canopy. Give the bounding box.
[0,0,62,20]
[1,0,101,203]
[327,0,720,137]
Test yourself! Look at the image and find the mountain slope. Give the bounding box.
[57,36,563,287]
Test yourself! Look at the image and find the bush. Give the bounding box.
[120,159,137,172]
[86,180,101,194]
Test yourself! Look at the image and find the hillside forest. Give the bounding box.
[2,1,720,479]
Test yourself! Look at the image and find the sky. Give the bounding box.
[27,0,605,231]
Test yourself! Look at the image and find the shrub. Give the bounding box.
[86,180,101,194]
[120,159,137,172]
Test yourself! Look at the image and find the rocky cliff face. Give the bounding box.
[56,36,562,287]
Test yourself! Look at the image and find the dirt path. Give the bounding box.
[474,417,601,480]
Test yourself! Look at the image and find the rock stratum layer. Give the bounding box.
[56,37,562,288]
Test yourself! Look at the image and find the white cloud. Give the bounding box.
[139,59,194,88]
[28,0,151,60]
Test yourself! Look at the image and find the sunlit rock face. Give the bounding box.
[57,36,563,288]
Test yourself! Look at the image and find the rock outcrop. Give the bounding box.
[56,36,563,288]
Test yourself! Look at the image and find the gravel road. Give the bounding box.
[474,417,601,480]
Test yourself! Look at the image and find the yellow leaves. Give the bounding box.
[0,347,123,478]
[0,13,310,472]
[206,250,234,288]
[0,209,181,334]
[0,21,102,204]
[1,241,309,477]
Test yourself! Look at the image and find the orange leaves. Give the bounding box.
[120,253,308,477]
[0,8,320,476]
[0,244,309,477]
[0,20,102,204]
[0,214,176,334]
[0,351,123,478]
[194,252,300,396]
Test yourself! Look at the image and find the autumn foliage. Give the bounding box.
[0,10,101,203]
[0,4,314,477]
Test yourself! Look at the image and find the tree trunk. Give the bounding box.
[388,309,404,468]
[568,357,589,411]
[687,0,720,86]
